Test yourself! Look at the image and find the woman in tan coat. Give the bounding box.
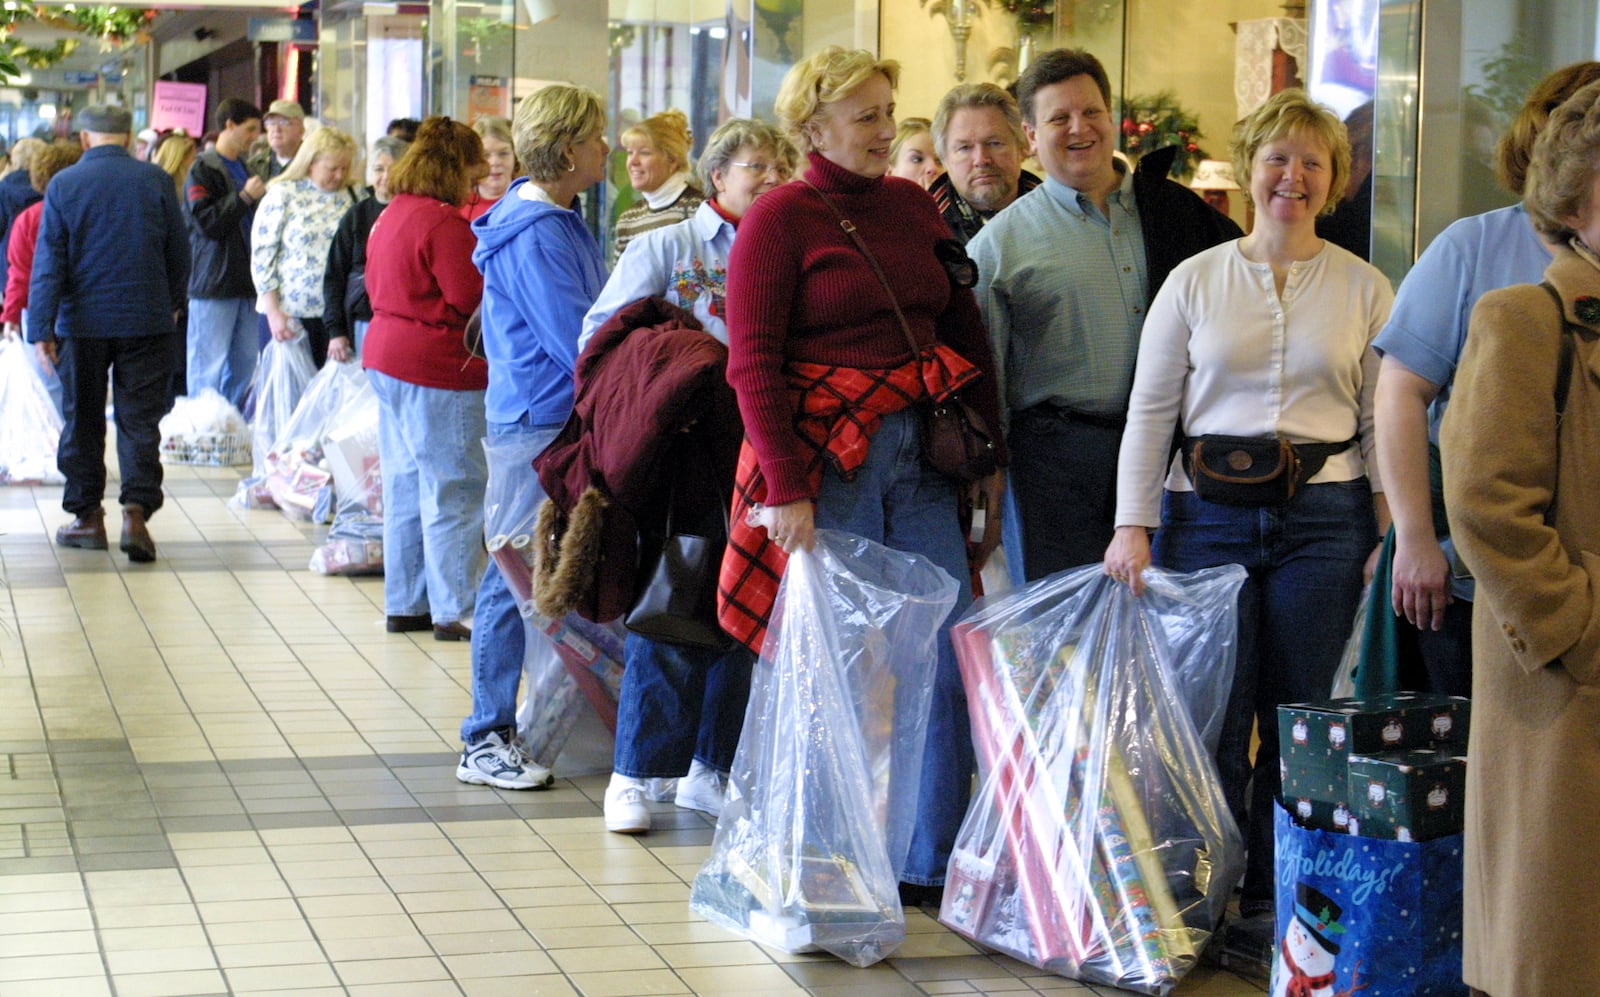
[1442,77,1600,997]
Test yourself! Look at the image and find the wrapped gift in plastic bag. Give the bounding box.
[233,334,316,505]
[324,386,382,518]
[689,530,959,967]
[160,389,250,466]
[940,564,1247,995]
[482,432,625,765]
[266,462,332,521]
[309,537,382,575]
[310,380,385,575]
[259,360,367,521]
[0,336,64,484]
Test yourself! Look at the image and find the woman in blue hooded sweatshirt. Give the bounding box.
[453,84,610,791]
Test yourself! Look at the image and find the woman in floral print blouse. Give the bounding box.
[251,126,360,367]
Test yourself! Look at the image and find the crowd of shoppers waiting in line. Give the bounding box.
[5,42,1596,996]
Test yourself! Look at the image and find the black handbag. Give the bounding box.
[1184,434,1353,507]
[343,263,368,322]
[624,485,735,651]
[801,179,998,483]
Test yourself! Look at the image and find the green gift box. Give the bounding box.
[1348,748,1467,842]
[1278,692,1469,792]
[1283,794,1356,834]
[1278,693,1469,840]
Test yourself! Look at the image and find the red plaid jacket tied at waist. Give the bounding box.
[717,342,983,654]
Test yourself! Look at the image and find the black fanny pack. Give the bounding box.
[1183,435,1354,507]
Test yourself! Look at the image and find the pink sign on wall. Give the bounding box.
[150,81,207,136]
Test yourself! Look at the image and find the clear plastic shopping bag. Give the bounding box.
[1329,582,1372,699]
[940,564,1247,995]
[689,530,959,967]
[323,382,381,520]
[271,359,367,463]
[263,360,367,518]
[310,382,384,575]
[482,432,625,766]
[246,334,316,482]
[0,336,63,484]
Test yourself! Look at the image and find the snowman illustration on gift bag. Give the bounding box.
[1272,883,1365,997]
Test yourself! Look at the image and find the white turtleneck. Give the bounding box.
[642,171,691,210]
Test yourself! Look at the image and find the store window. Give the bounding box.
[314,6,425,156]
[1375,0,1600,282]
[606,0,857,248]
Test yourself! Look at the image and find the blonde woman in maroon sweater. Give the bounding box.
[721,45,1007,908]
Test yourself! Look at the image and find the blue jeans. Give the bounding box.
[186,297,259,411]
[614,635,753,778]
[1153,480,1376,908]
[460,417,563,745]
[369,370,487,624]
[813,407,974,886]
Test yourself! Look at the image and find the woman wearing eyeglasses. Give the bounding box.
[578,118,796,835]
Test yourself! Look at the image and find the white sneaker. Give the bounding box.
[604,773,651,834]
[456,730,554,790]
[673,760,728,818]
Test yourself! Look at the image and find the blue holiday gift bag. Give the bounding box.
[1271,802,1465,996]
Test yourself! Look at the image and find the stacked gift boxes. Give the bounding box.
[1347,748,1467,841]
[1277,692,1469,840]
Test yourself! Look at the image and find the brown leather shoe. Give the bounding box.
[120,504,156,563]
[433,621,472,642]
[55,508,107,550]
[386,614,432,633]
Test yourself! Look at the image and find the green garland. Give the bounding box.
[1119,91,1209,178]
[0,5,156,76]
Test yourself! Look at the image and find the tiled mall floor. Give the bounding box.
[0,461,1267,997]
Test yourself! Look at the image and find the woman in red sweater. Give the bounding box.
[363,117,488,642]
[2,140,81,417]
[721,46,1007,908]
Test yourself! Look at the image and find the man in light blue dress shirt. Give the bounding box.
[969,48,1239,580]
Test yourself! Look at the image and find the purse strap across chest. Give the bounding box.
[800,178,923,364]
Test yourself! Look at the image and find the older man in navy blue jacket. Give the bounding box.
[28,104,188,562]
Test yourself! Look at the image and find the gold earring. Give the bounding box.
[565,160,576,172]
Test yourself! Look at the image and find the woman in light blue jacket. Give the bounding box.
[454,84,611,792]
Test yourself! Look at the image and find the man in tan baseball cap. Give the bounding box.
[249,98,304,180]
